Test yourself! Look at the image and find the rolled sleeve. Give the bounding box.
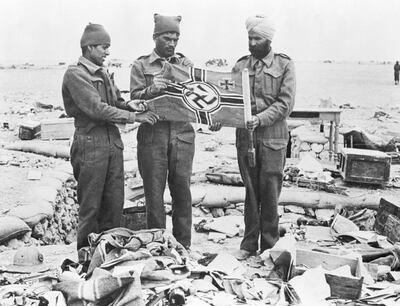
[257,60,296,126]
[114,84,131,110]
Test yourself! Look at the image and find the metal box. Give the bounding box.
[374,197,400,243]
[338,148,391,186]
[121,203,147,231]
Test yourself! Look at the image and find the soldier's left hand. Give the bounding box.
[246,116,260,130]
[127,100,147,112]
[209,122,222,131]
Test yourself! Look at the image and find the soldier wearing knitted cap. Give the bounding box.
[130,14,196,249]
[62,23,158,255]
[232,15,296,260]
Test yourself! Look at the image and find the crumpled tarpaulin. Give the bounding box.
[55,228,190,306]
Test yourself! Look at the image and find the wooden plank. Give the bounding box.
[292,107,342,114]
[374,196,400,243]
[40,118,74,140]
[295,249,358,276]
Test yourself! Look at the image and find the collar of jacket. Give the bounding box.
[149,50,179,64]
[78,56,103,75]
[249,48,274,69]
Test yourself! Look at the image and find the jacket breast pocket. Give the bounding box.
[144,73,155,86]
[143,67,161,86]
[90,76,107,102]
[262,67,283,97]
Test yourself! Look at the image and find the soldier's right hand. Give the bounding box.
[149,74,170,95]
[135,111,159,125]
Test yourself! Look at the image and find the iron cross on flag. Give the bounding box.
[219,78,235,90]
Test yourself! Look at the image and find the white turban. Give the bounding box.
[245,15,275,41]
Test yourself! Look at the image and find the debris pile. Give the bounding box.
[1,107,400,304]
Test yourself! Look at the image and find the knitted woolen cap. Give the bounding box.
[80,23,111,47]
[153,14,181,35]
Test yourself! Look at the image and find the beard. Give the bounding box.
[249,40,271,59]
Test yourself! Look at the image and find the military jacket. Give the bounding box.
[130,50,193,100]
[233,49,296,147]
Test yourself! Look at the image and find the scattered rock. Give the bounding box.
[21,231,32,243]
[208,232,227,243]
[204,140,219,152]
[6,238,25,249]
[339,103,355,109]
[224,208,243,216]
[211,207,224,218]
[373,111,390,119]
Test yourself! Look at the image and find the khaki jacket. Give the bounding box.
[233,49,296,149]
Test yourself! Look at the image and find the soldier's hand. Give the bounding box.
[135,111,159,125]
[246,116,260,130]
[209,122,222,132]
[127,99,147,112]
[149,74,170,95]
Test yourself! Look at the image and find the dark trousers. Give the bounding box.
[137,121,195,248]
[70,125,125,250]
[236,128,286,253]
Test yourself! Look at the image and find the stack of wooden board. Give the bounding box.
[40,118,74,140]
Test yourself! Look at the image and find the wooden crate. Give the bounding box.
[40,118,74,140]
[374,197,400,243]
[338,148,391,186]
[325,274,363,300]
[295,249,359,277]
[19,120,41,140]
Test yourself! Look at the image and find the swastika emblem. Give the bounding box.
[182,82,220,112]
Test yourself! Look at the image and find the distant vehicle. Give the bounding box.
[205,58,228,67]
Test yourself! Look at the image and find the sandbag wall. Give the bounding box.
[32,178,78,245]
[0,168,79,250]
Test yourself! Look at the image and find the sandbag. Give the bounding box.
[8,200,53,228]
[0,216,31,243]
[205,172,243,186]
[164,185,245,208]
[4,141,70,159]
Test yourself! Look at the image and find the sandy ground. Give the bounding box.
[0,61,400,268]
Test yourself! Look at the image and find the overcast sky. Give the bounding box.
[1,0,400,65]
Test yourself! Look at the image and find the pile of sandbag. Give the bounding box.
[0,178,79,249]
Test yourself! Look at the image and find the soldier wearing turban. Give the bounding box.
[232,15,296,260]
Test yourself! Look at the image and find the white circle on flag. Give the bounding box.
[182,82,220,112]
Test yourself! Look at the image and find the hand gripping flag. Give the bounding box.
[145,63,245,127]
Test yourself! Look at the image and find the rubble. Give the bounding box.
[1,109,400,305]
